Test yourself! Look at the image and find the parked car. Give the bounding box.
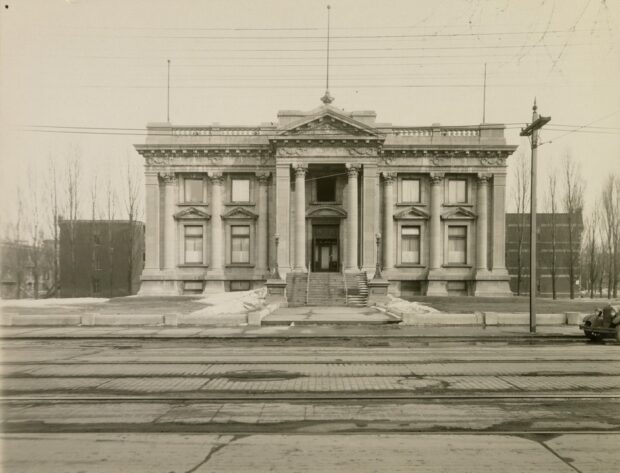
[579,304,620,342]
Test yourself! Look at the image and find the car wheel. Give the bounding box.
[586,332,604,342]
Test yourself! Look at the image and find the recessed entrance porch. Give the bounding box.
[312,224,340,272]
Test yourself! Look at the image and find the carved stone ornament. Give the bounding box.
[429,172,444,185]
[382,172,396,183]
[431,156,450,166]
[146,156,170,166]
[345,164,361,177]
[159,172,176,183]
[208,171,224,184]
[477,173,492,183]
[256,171,271,184]
[277,147,375,157]
[293,164,308,177]
[347,147,375,156]
[479,156,504,166]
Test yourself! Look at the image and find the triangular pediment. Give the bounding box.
[393,206,430,220]
[441,207,477,220]
[222,207,258,220]
[279,109,381,138]
[173,207,211,220]
[306,206,347,219]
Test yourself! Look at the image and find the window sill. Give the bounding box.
[395,202,425,207]
[178,202,208,206]
[226,264,255,268]
[443,203,473,207]
[442,264,472,268]
[178,264,209,268]
[395,264,426,268]
[310,201,342,206]
[225,202,255,206]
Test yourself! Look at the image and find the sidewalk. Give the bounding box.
[0,324,583,339]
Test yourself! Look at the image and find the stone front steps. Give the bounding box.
[286,273,308,307]
[345,272,369,307]
[307,273,346,306]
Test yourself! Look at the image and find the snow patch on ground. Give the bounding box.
[193,288,267,317]
[384,295,439,314]
[0,297,109,308]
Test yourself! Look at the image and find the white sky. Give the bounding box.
[1,0,619,234]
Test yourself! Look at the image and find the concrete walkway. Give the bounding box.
[3,433,615,472]
[262,306,399,325]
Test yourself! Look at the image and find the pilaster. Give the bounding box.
[361,163,378,275]
[256,171,270,277]
[204,171,225,293]
[161,172,177,271]
[382,172,396,271]
[427,172,447,295]
[275,164,291,276]
[293,164,307,272]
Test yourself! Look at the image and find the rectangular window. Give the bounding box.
[92,278,100,294]
[184,225,204,264]
[401,226,421,264]
[232,178,250,202]
[316,176,337,202]
[184,178,203,203]
[231,225,250,263]
[448,226,467,264]
[401,179,420,203]
[448,179,467,203]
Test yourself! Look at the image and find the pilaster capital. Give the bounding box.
[477,172,492,184]
[256,171,271,184]
[208,171,224,184]
[382,172,397,184]
[159,172,176,184]
[345,163,361,177]
[292,164,308,177]
[429,172,444,185]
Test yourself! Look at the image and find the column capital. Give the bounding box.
[382,171,396,183]
[429,172,444,185]
[159,172,176,184]
[292,164,307,177]
[346,163,361,177]
[208,171,224,184]
[477,172,492,183]
[256,171,271,184]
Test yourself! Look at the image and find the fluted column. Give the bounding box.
[429,172,444,270]
[256,171,270,275]
[476,173,490,272]
[161,172,177,270]
[293,164,307,272]
[382,172,396,271]
[346,164,361,271]
[208,172,224,275]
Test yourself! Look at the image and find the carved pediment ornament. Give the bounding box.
[441,207,477,220]
[159,172,176,183]
[393,206,430,220]
[222,207,259,220]
[173,207,211,220]
[146,156,170,166]
[306,206,347,219]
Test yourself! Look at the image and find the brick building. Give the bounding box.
[59,220,144,297]
[506,212,583,297]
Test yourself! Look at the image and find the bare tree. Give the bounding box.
[103,165,117,297]
[46,157,61,296]
[511,151,530,295]
[89,169,99,296]
[123,153,143,295]
[64,153,82,297]
[26,166,43,299]
[600,174,619,298]
[545,166,559,299]
[562,153,584,299]
[582,207,600,298]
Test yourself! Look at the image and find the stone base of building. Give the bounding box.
[138,279,181,296]
[474,271,512,297]
[202,279,226,294]
[426,279,448,296]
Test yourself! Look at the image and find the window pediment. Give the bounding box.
[393,206,430,220]
[441,207,477,220]
[174,207,211,220]
[306,206,347,219]
[222,207,258,220]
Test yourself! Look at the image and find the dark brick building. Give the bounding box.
[506,212,583,297]
[59,220,144,297]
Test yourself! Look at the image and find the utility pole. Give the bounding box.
[520,99,551,333]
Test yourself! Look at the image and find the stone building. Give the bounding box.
[135,101,517,298]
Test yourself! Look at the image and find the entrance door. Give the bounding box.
[312,225,340,272]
